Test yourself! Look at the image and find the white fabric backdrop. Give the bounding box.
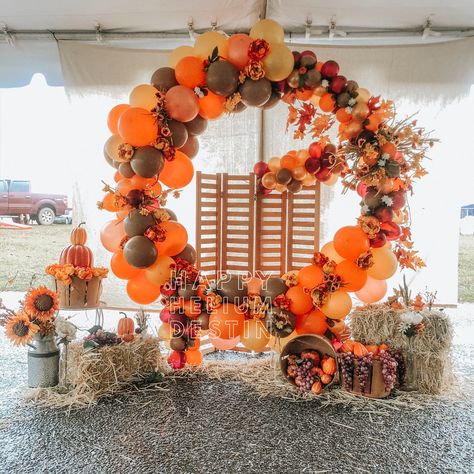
[58,38,474,305]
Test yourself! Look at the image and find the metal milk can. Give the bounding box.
[27,334,60,388]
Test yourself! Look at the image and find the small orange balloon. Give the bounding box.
[295,309,328,335]
[336,107,352,123]
[291,166,307,181]
[116,179,134,196]
[111,249,141,280]
[126,271,162,305]
[319,93,336,112]
[209,303,245,339]
[286,284,314,315]
[102,192,126,212]
[175,56,206,89]
[199,91,225,120]
[155,221,188,256]
[130,175,162,194]
[268,156,281,172]
[118,107,158,147]
[298,265,324,290]
[296,89,313,101]
[107,104,130,134]
[185,349,203,366]
[188,337,201,351]
[333,226,370,261]
[381,142,397,159]
[113,171,124,183]
[280,154,297,170]
[335,260,368,292]
[159,150,194,188]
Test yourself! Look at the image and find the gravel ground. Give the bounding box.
[0,304,473,474]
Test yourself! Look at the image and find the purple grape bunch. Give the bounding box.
[391,350,406,386]
[293,359,317,394]
[355,353,373,393]
[340,352,355,391]
[379,350,398,392]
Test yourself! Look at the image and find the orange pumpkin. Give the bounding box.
[378,343,389,352]
[311,380,322,394]
[365,344,379,355]
[70,222,88,245]
[59,245,94,267]
[117,312,135,341]
[320,373,332,385]
[322,356,336,375]
[341,339,354,353]
[353,342,369,357]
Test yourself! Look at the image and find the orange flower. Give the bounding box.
[76,267,93,281]
[24,286,59,321]
[5,312,39,345]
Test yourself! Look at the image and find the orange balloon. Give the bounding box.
[116,179,134,196]
[280,154,297,170]
[335,260,368,292]
[336,107,352,123]
[130,175,162,194]
[298,265,324,290]
[355,276,387,303]
[127,271,162,305]
[188,337,201,351]
[100,219,125,253]
[185,349,203,366]
[118,107,158,147]
[319,93,336,112]
[199,91,225,120]
[295,309,328,335]
[320,291,352,320]
[286,284,314,315]
[333,226,370,261]
[155,221,188,256]
[107,104,130,134]
[113,171,124,183]
[159,150,194,188]
[175,56,206,89]
[209,303,245,339]
[320,241,345,264]
[183,299,202,319]
[101,192,125,212]
[296,89,313,101]
[111,248,141,280]
[381,142,397,159]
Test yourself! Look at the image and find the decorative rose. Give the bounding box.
[55,316,77,342]
[400,311,423,325]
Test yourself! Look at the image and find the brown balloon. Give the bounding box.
[276,168,292,185]
[304,68,322,88]
[336,92,351,107]
[262,91,281,110]
[118,162,135,178]
[180,135,199,159]
[150,67,178,92]
[162,208,177,221]
[196,312,210,330]
[124,209,156,237]
[260,277,288,302]
[123,235,157,268]
[177,283,197,299]
[216,274,248,306]
[264,307,296,337]
[232,101,247,113]
[170,337,187,351]
[168,120,188,148]
[173,243,197,264]
[130,146,164,178]
[345,80,359,95]
[206,60,240,96]
[239,78,272,107]
[185,115,208,136]
[287,179,303,193]
[103,146,120,169]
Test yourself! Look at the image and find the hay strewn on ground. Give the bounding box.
[25,337,168,409]
[350,306,454,393]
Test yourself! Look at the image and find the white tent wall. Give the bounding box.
[57,38,474,305]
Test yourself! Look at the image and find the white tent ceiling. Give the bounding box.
[1,0,474,86]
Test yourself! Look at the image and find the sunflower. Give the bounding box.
[24,286,59,320]
[5,312,39,346]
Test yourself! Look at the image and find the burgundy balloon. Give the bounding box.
[381,221,402,241]
[315,167,332,182]
[257,181,272,195]
[374,206,394,223]
[304,157,321,174]
[356,181,368,197]
[169,312,188,336]
[308,142,322,159]
[370,231,387,248]
[330,75,347,94]
[321,60,340,78]
[160,308,172,323]
[253,161,269,178]
[300,50,317,60]
[389,191,406,210]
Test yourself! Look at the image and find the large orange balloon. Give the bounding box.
[209,303,245,339]
[185,349,203,366]
[126,271,162,305]
[107,104,130,134]
[240,319,270,352]
[295,309,328,335]
[209,334,240,350]
[335,260,368,292]
[333,226,370,261]
[154,221,188,256]
[320,291,352,320]
[118,107,158,147]
[286,284,314,315]
[175,56,205,89]
[101,192,125,212]
[159,150,194,188]
[298,265,324,290]
[367,247,398,280]
[116,179,134,196]
[145,255,175,286]
[111,248,141,280]
[130,175,162,193]
[355,276,387,303]
[100,219,125,253]
[199,91,225,120]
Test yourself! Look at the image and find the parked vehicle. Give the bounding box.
[0,179,69,225]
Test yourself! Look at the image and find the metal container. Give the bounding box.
[28,334,60,388]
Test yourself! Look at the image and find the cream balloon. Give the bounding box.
[367,247,398,280]
[320,241,344,264]
[241,319,270,352]
[250,19,285,43]
[145,255,175,286]
[262,43,294,82]
[158,322,172,341]
[168,45,195,68]
[105,135,125,162]
[320,291,352,320]
[194,31,228,59]
[356,88,371,103]
[355,276,387,304]
[129,84,159,111]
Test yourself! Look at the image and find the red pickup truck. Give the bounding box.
[0,179,68,225]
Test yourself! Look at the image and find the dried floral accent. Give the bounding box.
[46,264,108,284]
[358,216,381,238]
[118,143,134,162]
[248,39,270,61]
[144,225,166,242]
[205,292,222,312]
[322,260,337,275]
[225,92,242,112]
[173,258,200,285]
[154,209,171,222]
[247,294,268,319]
[287,103,316,139]
[244,60,265,80]
[356,251,374,270]
[281,270,299,287]
[273,294,291,311]
[311,252,329,267]
[311,287,329,308]
[393,246,426,271]
[324,273,343,293]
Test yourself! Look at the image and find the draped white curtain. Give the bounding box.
[58,38,474,305]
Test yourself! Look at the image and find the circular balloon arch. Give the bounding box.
[100,19,435,369]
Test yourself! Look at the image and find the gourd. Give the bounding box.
[59,222,94,267]
[353,342,369,357]
[365,344,379,355]
[322,356,336,375]
[117,312,135,342]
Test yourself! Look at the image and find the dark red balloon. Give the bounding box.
[356,182,368,197]
[304,157,321,174]
[167,350,186,369]
[300,50,317,60]
[257,181,272,195]
[160,308,172,323]
[253,161,270,178]
[389,191,406,211]
[308,142,322,159]
[374,206,394,223]
[370,231,387,248]
[321,60,340,78]
[380,221,402,241]
[315,167,332,182]
[330,75,347,94]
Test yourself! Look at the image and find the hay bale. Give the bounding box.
[350,305,454,394]
[26,337,168,409]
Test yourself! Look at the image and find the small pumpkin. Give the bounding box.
[365,344,379,355]
[59,245,94,267]
[311,380,322,394]
[353,342,369,357]
[322,356,336,375]
[70,222,88,245]
[117,312,135,342]
[341,339,354,353]
[378,343,389,352]
[320,373,332,385]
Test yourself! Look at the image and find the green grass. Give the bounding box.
[0,224,72,291]
[459,235,474,303]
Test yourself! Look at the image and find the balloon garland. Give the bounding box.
[100,19,436,368]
